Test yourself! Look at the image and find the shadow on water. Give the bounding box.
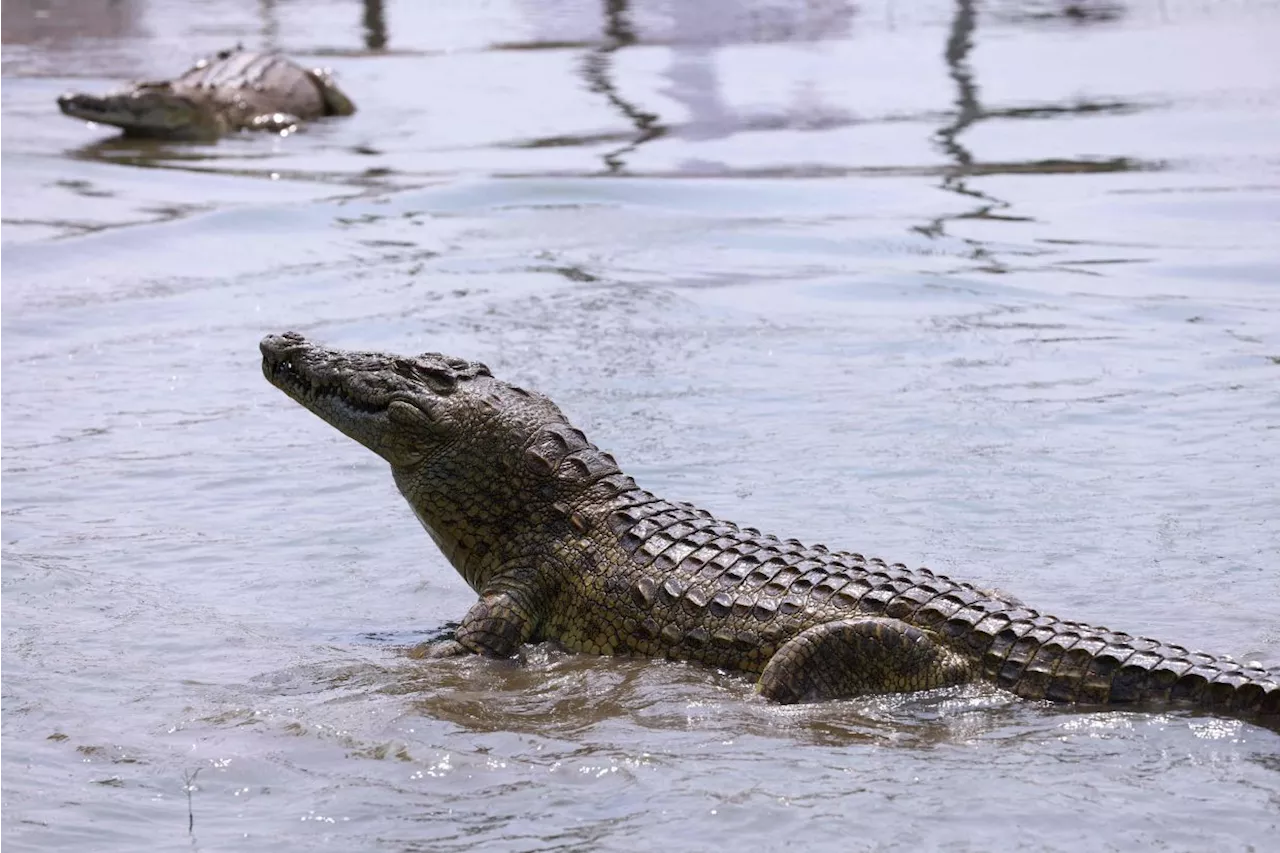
[246,638,1280,750]
[61,133,400,194]
[316,632,1054,748]
[343,645,1081,749]
[60,138,258,178]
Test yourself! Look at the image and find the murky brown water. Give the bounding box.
[4,1,1280,850]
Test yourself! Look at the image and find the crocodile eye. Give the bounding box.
[394,358,457,393]
[388,399,445,433]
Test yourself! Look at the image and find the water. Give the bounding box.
[3,1,1279,850]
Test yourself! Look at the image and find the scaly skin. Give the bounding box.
[57,47,355,140]
[260,332,1280,718]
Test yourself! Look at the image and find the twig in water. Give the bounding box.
[182,767,203,834]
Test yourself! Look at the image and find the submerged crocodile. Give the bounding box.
[260,332,1279,719]
[57,47,355,140]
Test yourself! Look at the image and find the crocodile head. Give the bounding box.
[57,83,222,139]
[261,332,601,585]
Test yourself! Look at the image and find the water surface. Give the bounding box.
[3,1,1279,850]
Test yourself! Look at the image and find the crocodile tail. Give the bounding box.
[929,603,1280,715]
[996,624,1279,714]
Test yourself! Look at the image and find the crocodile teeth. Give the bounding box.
[281,367,384,414]
[264,339,388,414]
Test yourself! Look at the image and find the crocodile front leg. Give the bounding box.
[757,618,974,704]
[410,583,542,660]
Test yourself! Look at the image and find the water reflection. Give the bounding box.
[4,0,1174,236]
[918,0,1155,268]
[995,0,1127,25]
[576,0,856,173]
[258,0,280,49]
[537,0,1158,185]
[581,0,665,173]
[362,0,388,51]
[918,0,1016,267]
[244,0,387,58]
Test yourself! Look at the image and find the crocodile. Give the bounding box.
[57,47,355,140]
[260,332,1279,719]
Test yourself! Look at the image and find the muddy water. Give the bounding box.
[3,1,1279,850]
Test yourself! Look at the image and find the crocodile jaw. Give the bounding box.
[57,90,221,140]
[260,332,409,463]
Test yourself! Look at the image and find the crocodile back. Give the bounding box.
[579,485,1279,715]
[172,49,327,120]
